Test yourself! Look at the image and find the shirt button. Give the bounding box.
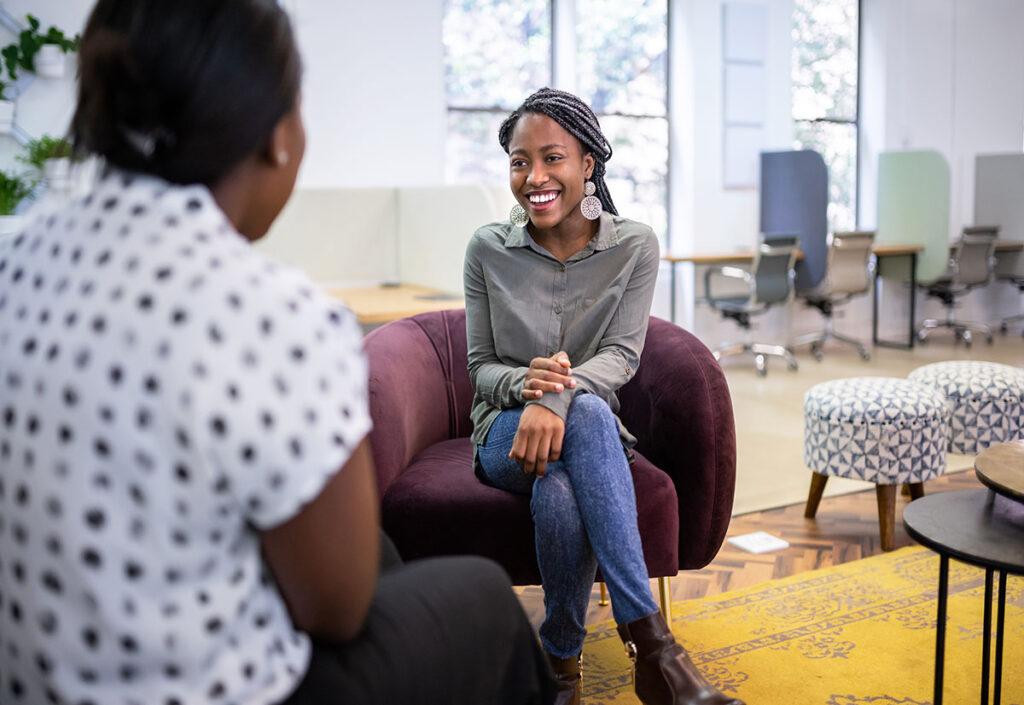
[554,306,562,315]
[559,264,566,272]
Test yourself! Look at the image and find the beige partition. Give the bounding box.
[975,153,1024,278]
[258,187,397,285]
[396,183,513,294]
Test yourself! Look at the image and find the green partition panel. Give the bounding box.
[876,150,950,284]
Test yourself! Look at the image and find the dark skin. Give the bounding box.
[506,113,600,479]
[210,101,380,642]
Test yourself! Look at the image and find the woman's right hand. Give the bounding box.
[521,351,576,401]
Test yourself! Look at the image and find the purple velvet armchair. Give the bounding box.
[364,309,736,615]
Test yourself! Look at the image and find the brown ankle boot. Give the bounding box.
[617,612,744,705]
[545,652,582,705]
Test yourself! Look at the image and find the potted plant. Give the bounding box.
[15,15,81,79]
[18,134,74,192]
[0,170,35,239]
[0,80,13,134]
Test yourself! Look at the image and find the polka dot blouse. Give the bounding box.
[0,169,372,705]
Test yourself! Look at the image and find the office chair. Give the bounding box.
[917,225,998,347]
[705,233,799,376]
[997,274,1024,336]
[790,230,875,361]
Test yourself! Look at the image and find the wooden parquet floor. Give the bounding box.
[515,467,986,629]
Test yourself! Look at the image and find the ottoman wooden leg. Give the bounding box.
[876,484,897,551]
[805,472,829,519]
[908,482,925,500]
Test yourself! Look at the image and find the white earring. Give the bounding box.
[580,180,602,220]
[276,150,289,166]
[510,203,529,227]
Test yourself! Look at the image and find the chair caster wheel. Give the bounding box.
[811,346,823,362]
[1001,323,1009,333]
[860,351,871,362]
[985,334,994,344]
[755,354,767,377]
[787,360,799,372]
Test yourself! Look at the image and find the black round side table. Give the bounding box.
[902,488,1024,705]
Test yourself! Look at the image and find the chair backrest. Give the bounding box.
[822,230,876,296]
[752,233,799,304]
[953,225,998,286]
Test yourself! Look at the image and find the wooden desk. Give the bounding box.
[662,244,924,348]
[326,284,464,326]
[666,241,1021,346]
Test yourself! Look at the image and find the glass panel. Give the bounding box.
[600,115,668,245]
[444,0,551,110]
[792,0,858,121]
[794,120,856,233]
[576,0,667,116]
[445,110,509,185]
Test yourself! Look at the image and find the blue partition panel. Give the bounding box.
[876,150,950,284]
[760,150,828,292]
[975,153,1024,277]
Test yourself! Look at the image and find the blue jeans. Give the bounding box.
[477,394,660,658]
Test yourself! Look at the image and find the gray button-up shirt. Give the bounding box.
[464,211,660,450]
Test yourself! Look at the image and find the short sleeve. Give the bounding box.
[195,264,372,530]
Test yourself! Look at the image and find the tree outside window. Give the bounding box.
[792,0,859,233]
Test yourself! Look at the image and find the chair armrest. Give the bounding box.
[619,318,736,570]
[704,265,755,310]
[364,317,457,497]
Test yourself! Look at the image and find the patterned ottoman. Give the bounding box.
[803,377,950,550]
[908,361,1024,455]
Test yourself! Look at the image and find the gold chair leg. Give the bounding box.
[599,582,609,606]
[658,577,672,623]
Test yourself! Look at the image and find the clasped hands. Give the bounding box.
[510,352,576,478]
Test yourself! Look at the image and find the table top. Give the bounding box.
[326,283,464,325]
[902,489,1024,574]
[663,241,1022,265]
[975,439,1024,503]
[663,243,922,264]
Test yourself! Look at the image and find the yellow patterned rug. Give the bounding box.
[581,547,1024,704]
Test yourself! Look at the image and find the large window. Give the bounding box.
[444,0,668,244]
[791,0,859,232]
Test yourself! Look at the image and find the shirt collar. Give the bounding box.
[506,210,619,258]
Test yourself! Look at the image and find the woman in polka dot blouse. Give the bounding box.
[0,2,555,704]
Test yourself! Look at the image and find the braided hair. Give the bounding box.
[498,87,618,216]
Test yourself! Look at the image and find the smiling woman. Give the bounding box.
[463,87,742,705]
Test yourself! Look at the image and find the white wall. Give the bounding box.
[286,0,445,188]
[859,0,1024,332]
[0,0,446,192]
[860,0,1024,235]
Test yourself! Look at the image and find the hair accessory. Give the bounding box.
[580,180,602,220]
[510,203,529,227]
[122,126,176,160]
